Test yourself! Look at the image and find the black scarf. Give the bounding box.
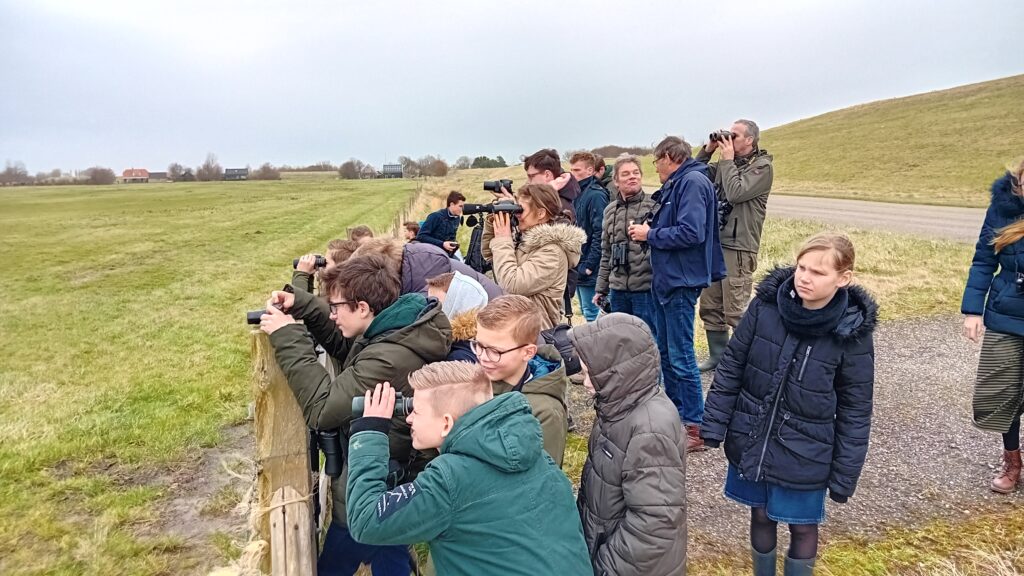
[776,274,849,337]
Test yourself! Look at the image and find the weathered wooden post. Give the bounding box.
[251,330,317,575]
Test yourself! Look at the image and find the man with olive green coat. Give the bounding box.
[695,119,774,373]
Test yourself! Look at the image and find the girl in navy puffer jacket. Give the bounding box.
[701,232,877,576]
[962,162,1024,494]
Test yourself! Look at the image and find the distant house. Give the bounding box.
[224,168,249,181]
[123,168,149,183]
[381,164,403,179]
[149,172,168,182]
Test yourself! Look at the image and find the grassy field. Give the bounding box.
[0,178,419,575]
[641,74,1024,207]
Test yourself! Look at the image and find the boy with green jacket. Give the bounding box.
[347,364,591,576]
[259,253,451,574]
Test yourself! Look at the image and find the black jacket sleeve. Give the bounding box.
[416,211,445,248]
[829,334,875,499]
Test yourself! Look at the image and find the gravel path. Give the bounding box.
[567,314,1023,561]
[766,195,985,242]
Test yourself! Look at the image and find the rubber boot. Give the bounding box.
[699,330,730,372]
[783,556,815,576]
[991,449,1022,493]
[752,546,777,576]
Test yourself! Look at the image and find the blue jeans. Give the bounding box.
[653,287,703,425]
[608,289,657,340]
[577,284,599,322]
[318,523,412,576]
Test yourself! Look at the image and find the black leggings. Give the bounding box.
[750,507,819,560]
[1004,418,1021,451]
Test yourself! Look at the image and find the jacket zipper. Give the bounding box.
[754,345,808,481]
[797,345,812,381]
[731,218,738,240]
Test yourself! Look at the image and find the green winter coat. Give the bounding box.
[695,146,774,253]
[291,269,315,294]
[491,345,568,466]
[346,392,592,576]
[269,290,452,524]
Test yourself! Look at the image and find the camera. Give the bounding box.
[462,200,524,216]
[483,179,513,194]
[313,429,343,478]
[709,130,738,143]
[246,302,284,325]
[293,254,327,270]
[718,199,734,231]
[610,242,630,271]
[595,293,611,314]
[352,392,414,418]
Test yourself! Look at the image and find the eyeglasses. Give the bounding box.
[469,340,529,362]
[652,156,664,164]
[327,300,356,314]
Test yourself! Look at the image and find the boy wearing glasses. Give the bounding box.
[472,295,569,466]
[259,253,452,575]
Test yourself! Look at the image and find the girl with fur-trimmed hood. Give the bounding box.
[701,233,877,576]
[482,183,587,330]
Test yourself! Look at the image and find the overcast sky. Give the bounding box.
[1,0,1021,173]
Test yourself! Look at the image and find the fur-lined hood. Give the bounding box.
[989,172,1024,219]
[519,222,587,264]
[755,266,878,342]
[449,308,478,341]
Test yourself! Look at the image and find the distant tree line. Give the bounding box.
[562,145,653,161]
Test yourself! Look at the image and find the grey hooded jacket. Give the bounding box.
[569,314,688,575]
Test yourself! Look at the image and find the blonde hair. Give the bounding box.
[990,160,1024,253]
[476,295,542,345]
[327,239,359,264]
[352,238,404,276]
[409,361,493,418]
[796,232,856,273]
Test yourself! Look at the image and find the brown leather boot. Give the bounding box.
[991,449,1022,494]
[685,425,706,453]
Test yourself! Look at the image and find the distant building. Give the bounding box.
[224,168,249,181]
[122,168,149,183]
[381,164,403,179]
[149,172,168,182]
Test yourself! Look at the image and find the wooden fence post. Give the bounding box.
[251,330,317,575]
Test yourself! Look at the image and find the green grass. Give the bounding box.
[0,178,418,575]
[690,505,1024,575]
[642,74,1024,207]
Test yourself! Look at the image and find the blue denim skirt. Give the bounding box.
[724,464,826,525]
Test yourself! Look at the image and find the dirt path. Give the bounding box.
[568,315,1022,563]
[767,195,984,243]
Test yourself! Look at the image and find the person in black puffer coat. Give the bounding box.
[701,232,877,576]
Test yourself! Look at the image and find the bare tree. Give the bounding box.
[167,162,185,181]
[417,155,448,177]
[196,153,223,181]
[84,166,116,185]
[454,156,471,170]
[338,158,365,179]
[398,155,420,178]
[0,161,30,185]
[252,162,281,180]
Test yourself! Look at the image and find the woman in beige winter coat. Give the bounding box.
[483,183,586,329]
